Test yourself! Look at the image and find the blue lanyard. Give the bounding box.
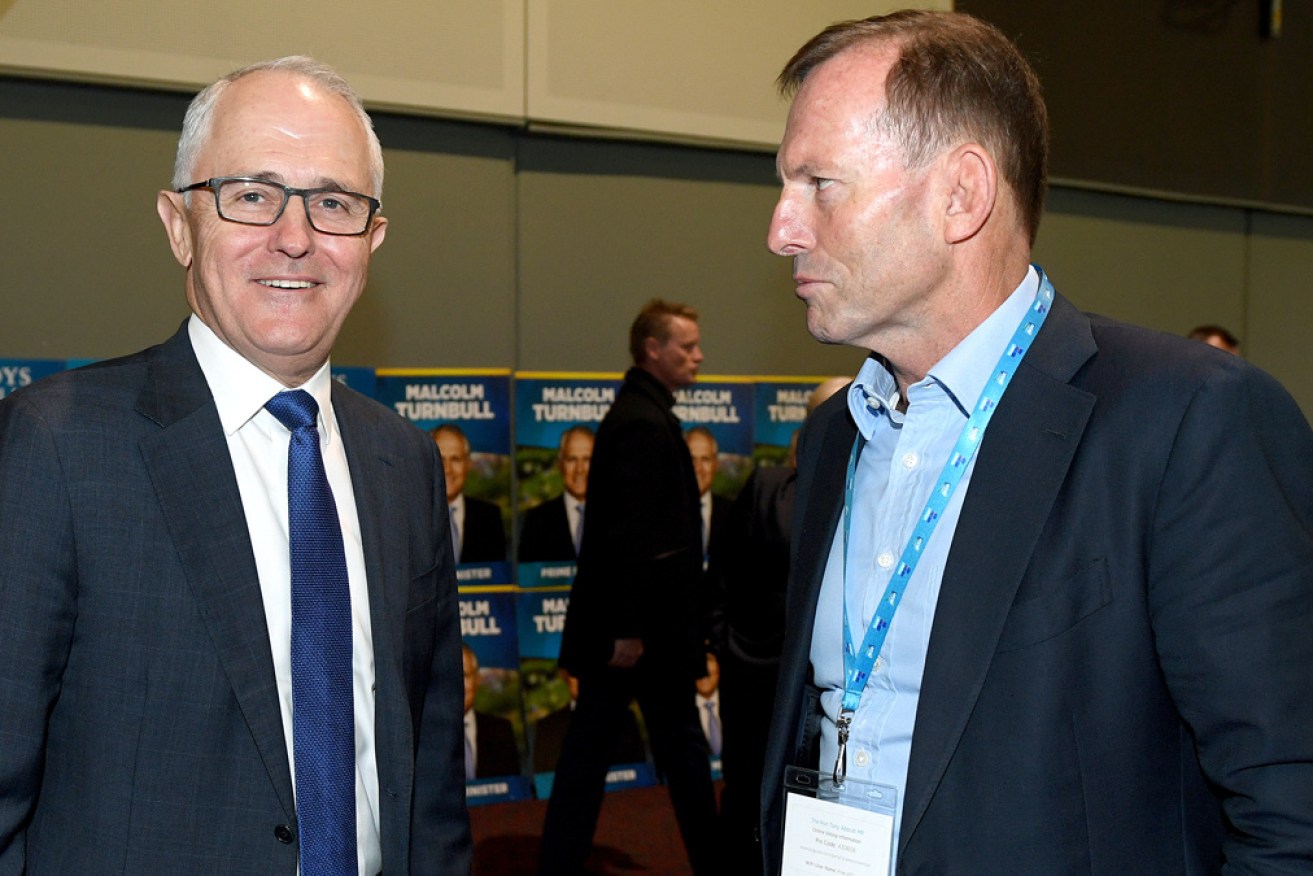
[833,268,1054,784]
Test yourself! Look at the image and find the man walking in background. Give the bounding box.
[540,299,719,874]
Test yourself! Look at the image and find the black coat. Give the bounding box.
[558,367,706,680]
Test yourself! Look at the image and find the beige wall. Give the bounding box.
[0,0,940,150]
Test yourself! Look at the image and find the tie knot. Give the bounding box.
[266,389,319,432]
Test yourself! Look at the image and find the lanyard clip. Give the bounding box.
[833,710,853,788]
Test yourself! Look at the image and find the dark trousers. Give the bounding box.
[538,662,719,875]
[717,651,781,876]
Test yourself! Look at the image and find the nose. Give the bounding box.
[767,192,811,257]
[270,193,316,257]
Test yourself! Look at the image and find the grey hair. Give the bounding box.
[171,56,384,199]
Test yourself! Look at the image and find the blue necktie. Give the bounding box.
[266,390,357,875]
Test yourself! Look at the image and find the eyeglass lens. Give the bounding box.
[215,179,373,234]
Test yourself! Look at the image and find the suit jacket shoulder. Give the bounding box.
[460,495,508,563]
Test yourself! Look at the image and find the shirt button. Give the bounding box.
[876,551,895,569]
[902,452,919,469]
[854,749,871,767]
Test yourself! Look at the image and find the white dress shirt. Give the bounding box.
[189,316,381,876]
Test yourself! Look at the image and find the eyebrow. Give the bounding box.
[776,160,822,183]
[238,171,354,192]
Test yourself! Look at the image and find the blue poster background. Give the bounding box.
[459,590,530,804]
[330,365,377,399]
[0,359,65,399]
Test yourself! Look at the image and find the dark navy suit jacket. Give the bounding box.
[518,494,577,563]
[761,292,1313,874]
[0,324,473,873]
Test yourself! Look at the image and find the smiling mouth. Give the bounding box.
[258,279,317,289]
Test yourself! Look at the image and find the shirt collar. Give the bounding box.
[847,266,1039,441]
[188,314,338,441]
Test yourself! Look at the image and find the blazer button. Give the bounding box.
[274,823,295,844]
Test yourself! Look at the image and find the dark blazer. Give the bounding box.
[705,493,732,562]
[458,495,507,563]
[714,465,794,663]
[472,711,521,779]
[702,490,739,650]
[0,325,473,874]
[517,494,577,563]
[558,367,706,680]
[761,293,1313,874]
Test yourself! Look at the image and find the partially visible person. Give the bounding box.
[762,10,1313,875]
[461,643,521,780]
[1188,323,1241,355]
[540,299,719,875]
[712,377,845,873]
[531,668,646,774]
[432,423,507,563]
[0,56,471,873]
[518,425,593,563]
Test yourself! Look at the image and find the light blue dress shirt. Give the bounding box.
[810,267,1040,861]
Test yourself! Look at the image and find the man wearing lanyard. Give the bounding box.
[761,11,1313,876]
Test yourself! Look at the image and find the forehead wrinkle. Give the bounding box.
[233,170,356,192]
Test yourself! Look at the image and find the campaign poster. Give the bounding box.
[673,377,754,501]
[460,590,530,806]
[751,377,830,467]
[0,359,64,400]
[330,365,377,399]
[696,650,724,781]
[522,641,656,800]
[375,369,512,587]
[512,372,620,586]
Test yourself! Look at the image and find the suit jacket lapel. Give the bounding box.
[790,400,855,643]
[898,294,1098,853]
[135,325,295,820]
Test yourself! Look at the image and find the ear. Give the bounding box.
[366,214,388,253]
[942,143,997,245]
[643,334,661,364]
[156,190,195,268]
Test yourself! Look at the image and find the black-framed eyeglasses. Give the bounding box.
[176,177,381,236]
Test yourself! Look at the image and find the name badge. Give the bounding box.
[781,766,896,876]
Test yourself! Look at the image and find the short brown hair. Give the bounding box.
[629,299,699,365]
[778,10,1048,244]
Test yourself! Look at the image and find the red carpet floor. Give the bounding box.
[470,784,695,875]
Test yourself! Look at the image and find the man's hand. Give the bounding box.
[608,637,644,669]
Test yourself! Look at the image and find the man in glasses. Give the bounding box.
[0,57,471,873]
